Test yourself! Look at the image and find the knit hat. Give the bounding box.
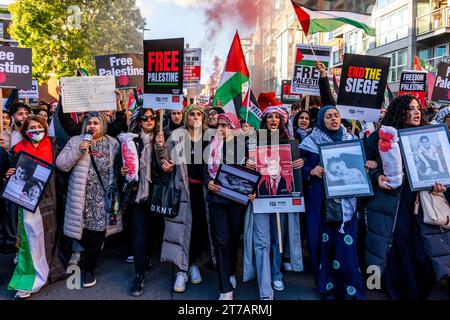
[218,112,241,130]
[183,104,205,125]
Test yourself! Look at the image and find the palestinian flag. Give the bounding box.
[77,67,90,77]
[127,88,144,112]
[8,208,49,294]
[291,0,376,37]
[414,55,437,103]
[213,31,250,115]
[239,86,261,129]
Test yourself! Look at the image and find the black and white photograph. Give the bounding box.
[214,164,261,205]
[319,140,373,198]
[1,151,54,213]
[399,124,450,191]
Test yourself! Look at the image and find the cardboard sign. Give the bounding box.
[143,38,184,110]
[183,48,201,89]
[431,62,450,104]
[95,53,144,89]
[0,47,32,89]
[291,44,331,96]
[336,54,390,122]
[60,76,116,113]
[399,70,427,108]
[19,79,39,99]
[281,80,301,104]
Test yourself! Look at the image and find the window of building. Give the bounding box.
[376,6,409,46]
[384,49,408,82]
[345,29,368,54]
[376,0,396,8]
[0,22,3,39]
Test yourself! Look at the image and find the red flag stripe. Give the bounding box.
[291,1,310,35]
[224,31,250,77]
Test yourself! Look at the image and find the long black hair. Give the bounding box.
[382,94,427,129]
[293,110,313,129]
[129,108,159,142]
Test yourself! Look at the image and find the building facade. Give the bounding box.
[0,5,17,47]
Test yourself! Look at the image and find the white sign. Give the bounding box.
[60,76,116,113]
[19,80,39,99]
[291,44,331,96]
[143,93,183,111]
[183,48,201,89]
[252,196,305,214]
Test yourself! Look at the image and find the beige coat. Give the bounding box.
[55,135,122,240]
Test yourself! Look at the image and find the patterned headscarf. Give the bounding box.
[262,106,288,124]
[81,112,107,137]
[183,104,205,125]
[217,112,241,129]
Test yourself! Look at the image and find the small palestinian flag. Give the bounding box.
[239,86,261,129]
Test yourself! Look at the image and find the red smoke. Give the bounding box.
[208,55,222,93]
[204,0,257,40]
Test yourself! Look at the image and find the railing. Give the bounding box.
[424,55,450,69]
[416,6,450,36]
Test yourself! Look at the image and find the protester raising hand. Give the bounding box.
[315,61,327,78]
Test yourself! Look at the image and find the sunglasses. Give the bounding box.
[141,115,156,121]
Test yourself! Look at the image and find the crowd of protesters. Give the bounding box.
[0,63,449,301]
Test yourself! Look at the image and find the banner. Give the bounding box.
[143,38,184,110]
[18,79,39,99]
[291,44,331,96]
[431,62,450,104]
[281,80,301,104]
[398,70,427,108]
[0,47,32,89]
[60,76,116,113]
[95,53,143,89]
[336,54,390,122]
[183,48,201,89]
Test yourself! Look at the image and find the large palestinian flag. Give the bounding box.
[213,32,250,115]
[291,0,376,37]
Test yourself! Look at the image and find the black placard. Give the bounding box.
[95,53,144,89]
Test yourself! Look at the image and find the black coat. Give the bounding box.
[364,135,450,279]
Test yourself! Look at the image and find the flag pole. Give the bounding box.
[277,212,283,253]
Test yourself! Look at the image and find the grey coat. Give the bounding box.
[55,134,122,240]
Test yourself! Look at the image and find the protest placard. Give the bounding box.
[336,54,390,122]
[291,44,331,96]
[399,70,427,108]
[95,53,144,89]
[60,76,116,113]
[281,80,301,104]
[0,46,32,90]
[183,48,201,89]
[431,62,450,104]
[143,38,184,110]
[18,79,39,100]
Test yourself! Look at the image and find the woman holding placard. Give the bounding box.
[243,107,304,300]
[300,105,365,300]
[364,94,450,300]
[6,115,66,299]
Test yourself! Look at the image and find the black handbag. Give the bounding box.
[90,154,120,225]
[323,198,343,224]
[150,168,180,218]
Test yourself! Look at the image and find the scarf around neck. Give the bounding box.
[207,136,223,179]
[135,130,154,203]
[13,136,53,164]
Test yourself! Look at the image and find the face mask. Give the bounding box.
[27,129,46,142]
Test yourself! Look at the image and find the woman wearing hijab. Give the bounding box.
[243,107,304,300]
[56,112,122,289]
[6,115,66,299]
[300,105,365,300]
[205,112,255,300]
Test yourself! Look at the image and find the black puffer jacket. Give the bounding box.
[364,134,450,279]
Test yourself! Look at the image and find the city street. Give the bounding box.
[1,238,448,300]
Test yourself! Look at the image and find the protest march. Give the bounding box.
[0,0,449,305]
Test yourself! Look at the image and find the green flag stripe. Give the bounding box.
[239,105,261,129]
[214,73,249,107]
[8,208,36,291]
[298,60,329,67]
[309,18,376,37]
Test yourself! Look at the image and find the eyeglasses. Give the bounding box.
[141,115,156,121]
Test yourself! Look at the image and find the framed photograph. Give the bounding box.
[214,164,261,206]
[1,151,54,213]
[398,124,450,191]
[251,141,305,213]
[319,140,373,199]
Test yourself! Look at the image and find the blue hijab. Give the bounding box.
[317,105,344,142]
